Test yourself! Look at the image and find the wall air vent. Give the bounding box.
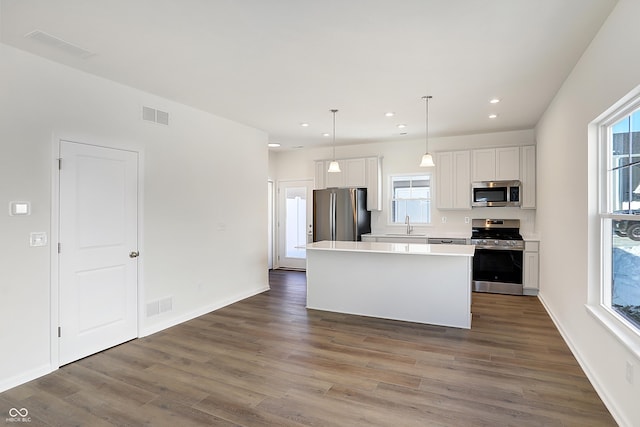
[24,30,95,59]
[146,297,173,317]
[142,106,156,122]
[142,106,169,125]
[156,110,169,125]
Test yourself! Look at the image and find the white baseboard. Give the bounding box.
[139,285,269,337]
[537,293,628,427]
[0,364,52,394]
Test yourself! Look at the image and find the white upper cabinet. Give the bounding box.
[314,156,382,211]
[472,147,520,181]
[436,150,470,210]
[345,158,367,187]
[436,152,454,209]
[314,160,326,190]
[471,149,496,181]
[495,147,520,180]
[365,157,382,211]
[520,145,536,209]
[325,160,346,188]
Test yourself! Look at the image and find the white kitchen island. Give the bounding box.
[306,241,475,329]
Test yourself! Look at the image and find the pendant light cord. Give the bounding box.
[331,109,338,160]
[423,96,432,153]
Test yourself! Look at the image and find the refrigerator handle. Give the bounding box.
[330,192,336,241]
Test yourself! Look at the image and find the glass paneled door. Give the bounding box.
[278,180,313,269]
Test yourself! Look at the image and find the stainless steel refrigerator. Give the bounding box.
[313,188,371,242]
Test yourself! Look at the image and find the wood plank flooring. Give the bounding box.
[1,270,616,426]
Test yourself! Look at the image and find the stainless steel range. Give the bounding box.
[471,219,524,295]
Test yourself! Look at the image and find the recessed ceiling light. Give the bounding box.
[489,114,498,119]
[489,98,500,104]
[268,143,281,148]
[322,133,330,137]
[300,123,310,127]
[385,112,395,117]
[397,124,407,129]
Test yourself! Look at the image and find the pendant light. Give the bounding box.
[327,109,341,173]
[419,95,435,167]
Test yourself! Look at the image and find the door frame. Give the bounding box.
[50,137,145,370]
[277,179,314,270]
[267,179,275,269]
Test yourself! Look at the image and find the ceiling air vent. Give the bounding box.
[24,30,95,59]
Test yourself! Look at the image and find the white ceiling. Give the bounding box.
[0,0,617,150]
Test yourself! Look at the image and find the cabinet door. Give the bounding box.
[345,158,366,187]
[495,147,520,180]
[436,152,454,209]
[472,149,496,181]
[325,160,345,188]
[520,145,536,208]
[524,251,539,291]
[376,236,428,244]
[314,161,326,189]
[366,157,382,211]
[452,151,471,209]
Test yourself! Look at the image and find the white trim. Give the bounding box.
[49,134,61,370]
[388,173,433,226]
[139,285,268,337]
[0,364,52,394]
[586,304,640,359]
[538,294,629,427]
[136,148,146,342]
[276,178,314,270]
[588,86,640,362]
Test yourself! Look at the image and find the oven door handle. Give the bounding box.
[474,246,524,251]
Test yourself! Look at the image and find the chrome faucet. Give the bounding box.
[405,215,413,235]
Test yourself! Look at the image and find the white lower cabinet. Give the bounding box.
[361,235,428,244]
[523,240,539,295]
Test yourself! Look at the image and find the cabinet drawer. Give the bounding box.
[525,241,539,252]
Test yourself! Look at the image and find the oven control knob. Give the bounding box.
[494,240,499,245]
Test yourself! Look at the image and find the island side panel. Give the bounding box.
[306,249,472,329]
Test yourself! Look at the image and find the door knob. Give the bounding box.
[129,251,140,258]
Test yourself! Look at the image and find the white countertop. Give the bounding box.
[306,240,475,257]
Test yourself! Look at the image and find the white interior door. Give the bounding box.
[278,180,313,270]
[59,141,139,365]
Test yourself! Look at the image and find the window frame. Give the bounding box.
[589,89,640,357]
[388,173,432,226]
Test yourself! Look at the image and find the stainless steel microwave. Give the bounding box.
[471,180,521,207]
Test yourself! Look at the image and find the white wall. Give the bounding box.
[272,129,536,237]
[536,0,640,425]
[0,44,269,391]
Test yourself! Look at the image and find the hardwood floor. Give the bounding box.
[1,269,616,426]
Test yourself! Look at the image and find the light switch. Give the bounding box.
[10,201,30,216]
[30,232,48,247]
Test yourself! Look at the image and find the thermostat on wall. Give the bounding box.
[9,201,31,216]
